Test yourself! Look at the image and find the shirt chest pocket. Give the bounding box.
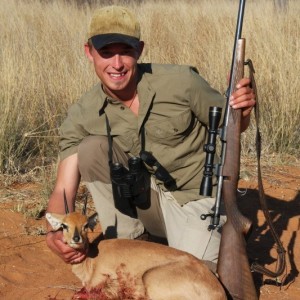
[145,111,195,147]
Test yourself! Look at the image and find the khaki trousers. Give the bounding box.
[78,136,226,263]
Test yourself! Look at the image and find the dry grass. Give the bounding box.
[0,0,299,177]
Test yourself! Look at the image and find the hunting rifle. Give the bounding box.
[200,0,286,299]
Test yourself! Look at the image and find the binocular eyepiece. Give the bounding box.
[110,156,150,218]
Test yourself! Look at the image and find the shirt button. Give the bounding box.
[120,106,125,110]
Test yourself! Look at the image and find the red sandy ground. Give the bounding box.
[0,164,299,300]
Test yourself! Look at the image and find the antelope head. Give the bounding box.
[46,190,98,250]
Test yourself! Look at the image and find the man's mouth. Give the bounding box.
[109,72,127,78]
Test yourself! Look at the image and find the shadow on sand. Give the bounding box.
[238,188,300,296]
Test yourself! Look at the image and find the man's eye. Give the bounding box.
[98,50,112,58]
[98,49,135,58]
[123,48,137,56]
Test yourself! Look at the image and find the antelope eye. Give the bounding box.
[61,223,68,231]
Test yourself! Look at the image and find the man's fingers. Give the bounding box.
[231,86,253,100]
[236,77,251,88]
[46,232,85,264]
[70,252,86,264]
[230,96,255,109]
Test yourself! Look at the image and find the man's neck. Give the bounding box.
[102,84,137,103]
[102,84,139,115]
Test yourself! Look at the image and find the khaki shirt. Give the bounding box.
[59,64,225,205]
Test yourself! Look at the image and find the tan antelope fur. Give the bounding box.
[46,211,226,300]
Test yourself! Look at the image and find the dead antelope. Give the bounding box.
[46,194,226,300]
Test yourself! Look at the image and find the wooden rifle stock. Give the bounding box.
[217,39,257,300]
[216,1,258,299]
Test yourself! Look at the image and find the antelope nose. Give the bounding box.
[73,227,81,243]
[73,235,80,243]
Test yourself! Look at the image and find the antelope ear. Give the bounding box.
[87,213,98,231]
[46,213,65,231]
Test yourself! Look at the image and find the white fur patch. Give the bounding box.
[45,213,63,231]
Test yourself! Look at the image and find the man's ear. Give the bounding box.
[136,41,144,60]
[84,43,94,62]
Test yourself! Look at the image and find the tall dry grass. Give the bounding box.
[0,0,299,175]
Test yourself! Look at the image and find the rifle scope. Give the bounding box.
[200,106,222,196]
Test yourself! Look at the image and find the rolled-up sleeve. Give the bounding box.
[188,67,225,125]
[59,103,89,161]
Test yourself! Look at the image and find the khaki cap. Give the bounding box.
[88,6,141,50]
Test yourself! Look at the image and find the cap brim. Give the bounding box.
[91,33,140,50]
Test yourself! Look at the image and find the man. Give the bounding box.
[46,6,255,267]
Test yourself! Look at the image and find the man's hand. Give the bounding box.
[46,153,83,264]
[229,77,255,117]
[46,230,86,264]
[229,77,256,118]
[229,77,256,132]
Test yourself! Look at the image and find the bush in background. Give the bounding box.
[0,0,299,175]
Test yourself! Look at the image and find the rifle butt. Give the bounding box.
[217,182,257,299]
[218,220,258,300]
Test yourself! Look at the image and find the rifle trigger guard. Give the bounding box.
[200,213,213,221]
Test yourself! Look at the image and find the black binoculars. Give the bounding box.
[110,156,150,218]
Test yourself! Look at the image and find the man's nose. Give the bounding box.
[112,54,123,69]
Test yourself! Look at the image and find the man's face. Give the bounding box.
[85,42,143,99]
